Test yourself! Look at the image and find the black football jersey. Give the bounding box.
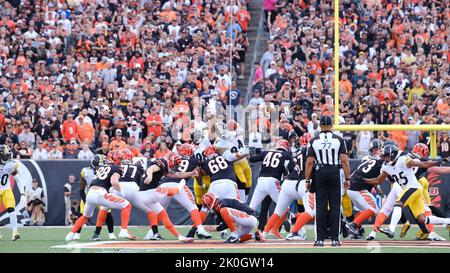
[216,198,255,216]
[349,157,384,191]
[139,158,169,191]
[91,164,123,191]
[200,155,236,183]
[249,149,292,181]
[285,147,307,181]
[160,156,200,184]
[119,162,145,186]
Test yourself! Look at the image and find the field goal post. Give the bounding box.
[332,0,449,158]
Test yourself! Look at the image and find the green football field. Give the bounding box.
[0,225,449,253]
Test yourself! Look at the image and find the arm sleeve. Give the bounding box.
[80,189,86,203]
[306,141,316,158]
[249,152,265,163]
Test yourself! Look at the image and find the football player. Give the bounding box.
[138,151,194,242]
[65,150,135,241]
[224,120,252,202]
[159,144,212,239]
[248,139,293,239]
[201,192,264,243]
[79,154,116,240]
[0,145,24,241]
[365,144,450,240]
[262,135,313,240]
[345,139,384,239]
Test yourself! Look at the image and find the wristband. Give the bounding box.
[305,179,310,183]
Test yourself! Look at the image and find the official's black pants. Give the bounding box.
[313,166,341,241]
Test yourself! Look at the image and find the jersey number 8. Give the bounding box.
[208,157,228,174]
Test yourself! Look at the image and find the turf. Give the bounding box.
[0,225,449,253]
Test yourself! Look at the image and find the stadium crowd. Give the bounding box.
[253,0,449,159]
[0,0,251,160]
[338,0,449,159]
[254,0,335,148]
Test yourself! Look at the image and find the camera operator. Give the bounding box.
[26,179,46,226]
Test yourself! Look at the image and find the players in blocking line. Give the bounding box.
[66,150,135,241]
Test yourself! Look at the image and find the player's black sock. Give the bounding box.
[77,227,82,234]
[151,225,159,234]
[346,214,354,222]
[418,222,429,234]
[298,204,305,213]
[106,212,114,233]
[429,206,446,218]
[258,196,272,230]
[186,227,197,238]
[399,212,407,224]
[94,226,102,235]
[197,204,202,211]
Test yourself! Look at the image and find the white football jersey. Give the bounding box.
[81,167,95,190]
[381,155,422,190]
[0,160,18,190]
[194,136,213,161]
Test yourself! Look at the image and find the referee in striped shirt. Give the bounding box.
[305,115,351,246]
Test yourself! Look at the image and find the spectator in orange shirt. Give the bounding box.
[109,129,127,151]
[77,116,95,145]
[339,72,353,95]
[154,141,170,159]
[61,113,78,143]
[0,107,7,134]
[389,117,408,150]
[146,107,163,138]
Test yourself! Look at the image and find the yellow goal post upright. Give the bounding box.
[332,0,450,158]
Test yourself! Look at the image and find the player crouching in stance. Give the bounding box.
[364,144,450,240]
[201,192,264,243]
[66,150,135,241]
[0,145,24,241]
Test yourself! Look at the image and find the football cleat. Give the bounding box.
[379,227,394,238]
[73,233,80,240]
[366,230,377,241]
[400,222,411,238]
[12,233,20,241]
[91,233,101,241]
[224,234,240,243]
[65,232,75,242]
[286,232,306,241]
[255,230,265,242]
[178,235,194,243]
[151,233,164,241]
[118,229,137,240]
[341,220,349,238]
[143,230,154,240]
[345,222,359,236]
[428,232,446,241]
[108,233,117,240]
[416,231,429,240]
[314,240,324,247]
[196,227,212,239]
[348,233,364,240]
[331,240,341,247]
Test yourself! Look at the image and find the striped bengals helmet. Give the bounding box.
[122,148,133,161]
[177,143,194,157]
[276,139,290,151]
[165,152,182,170]
[299,133,313,147]
[204,145,218,157]
[107,150,124,165]
[202,192,219,210]
[413,143,429,158]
